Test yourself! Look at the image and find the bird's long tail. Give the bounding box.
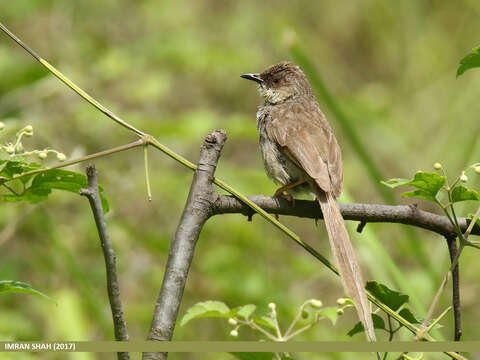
[318,191,376,341]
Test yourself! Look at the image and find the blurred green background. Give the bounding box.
[1,1,480,359]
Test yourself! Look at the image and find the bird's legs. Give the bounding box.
[273,179,307,200]
[272,179,307,219]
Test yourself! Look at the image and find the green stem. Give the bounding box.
[5,140,145,182]
[143,144,152,201]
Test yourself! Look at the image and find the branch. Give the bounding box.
[80,165,129,360]
[143,130,227,360]
[212,196,480,238]
[446,236,461,341]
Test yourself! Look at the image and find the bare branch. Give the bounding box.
[143,130,227,360]
[446,236,461,341]
[212,196,480,238]
[80,165,129,360]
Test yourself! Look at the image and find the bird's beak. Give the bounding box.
[240,73,264,84]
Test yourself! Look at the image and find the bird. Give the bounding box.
[241,61,376,341]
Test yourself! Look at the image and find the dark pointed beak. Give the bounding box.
[240,73,263,84]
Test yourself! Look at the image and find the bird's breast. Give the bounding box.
[256,106,306,186]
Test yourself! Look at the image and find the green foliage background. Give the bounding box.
[1,1,480,359]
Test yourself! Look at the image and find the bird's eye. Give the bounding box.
[273,79,279,84]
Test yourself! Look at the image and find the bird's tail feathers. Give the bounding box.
[318,191,376,341]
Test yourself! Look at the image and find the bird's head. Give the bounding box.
[241,61,312,104]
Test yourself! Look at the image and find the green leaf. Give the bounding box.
[252,316,277,330]
[407,172,445,193]
[0,280,55,302]
[0,160,42,182]
[347,314,385,337]
[0,166,109,212]
[383,172,446,203]
[318,307,338,325]
[180,301,232,326]
[451,186,480,203]
[399,308,420,324]
[236,304,256,319]
[366,281,409,311]
[402,189,438,202]
[230,353,277,360]
[347,321,363,337]
[457,46,480,77]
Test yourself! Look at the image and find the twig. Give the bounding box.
[446,236,461,341]
[79,165,129,360]
[8,139,145,183]
[143,130,227,360]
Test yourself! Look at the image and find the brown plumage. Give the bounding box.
[241,61,376,341]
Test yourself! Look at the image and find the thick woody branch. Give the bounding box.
[212,195,480,238]
[143,130,227,360]
[79,165,129,360]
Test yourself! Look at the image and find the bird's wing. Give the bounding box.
[266,101,343,196]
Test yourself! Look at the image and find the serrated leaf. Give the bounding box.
[457,46,480,77]
[451,186,480,203]
[399,308,420,324]
[180,301,232,326]
[230,353,276,360]
[319,307,338,325]
[236,304,256,319]
[347,314,385,337]
[366,281,409,311]
[0,280,55,302]
[252,316,277,330]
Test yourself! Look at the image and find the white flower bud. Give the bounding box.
[228,318,237,326]
[336,298,347,306]
[337,308,344,315]
[268,303,276,310]
[309,299,323,308]
[24,125,33,132]
[0,122,5,130]
[38,151,48,159]
[475,166,480,175]
[229,329,238,337]
[56,153,66,162]
[433,163,442,170]
[460,172,468,183]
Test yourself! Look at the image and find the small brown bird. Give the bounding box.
[241,61,375,341]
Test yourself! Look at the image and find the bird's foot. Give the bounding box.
[273,189,294,203]
[272,189,296,220]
